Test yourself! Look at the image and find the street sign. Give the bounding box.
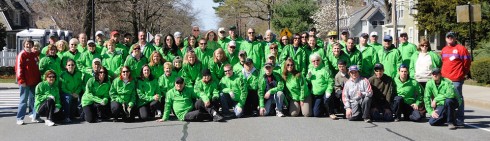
[457,4,482,23]
[280,28,292,38]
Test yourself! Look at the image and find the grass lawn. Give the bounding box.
[0,78,16,83]
[465,79,490,87]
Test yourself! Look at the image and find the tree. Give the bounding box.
[0,22,6,49]
[213,0,274,36]
[272,0,318,33]
[312,1,353,34]
[415,0,490,46]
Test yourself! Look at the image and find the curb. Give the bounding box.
[0,87,18,90]
[465,98,490,110]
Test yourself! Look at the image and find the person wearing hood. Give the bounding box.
[377,35,402,78]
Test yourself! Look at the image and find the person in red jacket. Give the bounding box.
[15,38,43,125]
[440,31,471,126]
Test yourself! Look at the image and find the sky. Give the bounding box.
[191,0,220,31]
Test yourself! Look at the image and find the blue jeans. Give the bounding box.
[61,93,79,119]
[219,93,243,118]
[264,91,284,116]
[452,81,464,124]
[429,98,458,126]
[312,95,325,117]
[16,85,37,120]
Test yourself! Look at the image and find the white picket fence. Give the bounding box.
[0,47,17,67]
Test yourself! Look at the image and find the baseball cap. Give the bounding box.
[374,63,384,70]
[175,77,185,84]
[446,32,456,38]
[239,50,247,56]
[267,54,275,59]
[348,65,359,72]
[264,63,273,68]
[111,31,119,36]
[228,41,236,47]
[218,27,226,32]
[341,29,349,34]
[96,31,104,36]
[245,58,253,64]
[202,69,211,76]
[87,40,96,45]
[229,26,237,30]
[360,33,369,38]
[92,58,101,64]
[174,32,182,38]
[370,32,378,37]
[383,35,393,41]
[327,31,338,36]
[431,68,441,75]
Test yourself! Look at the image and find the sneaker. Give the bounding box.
[16,119,24,125]
[456,121,465,127]
[213,115,224,122]
[45,120,55,126]
[276,111,285,117]
[448,123,457,130]
[156,110,162,117]
[31,118,44,123]
[364,119,372,123]
[329,114,338,120]
[394,118,400,122]
[63,118,72,123]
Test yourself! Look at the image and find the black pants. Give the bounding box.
[184,100,218,122]
[392,96,421,121]
[82,103,111,123]
[111,101,137,122]
[138,100,163,121]
[38,98,56,120]
[244,90,258,115]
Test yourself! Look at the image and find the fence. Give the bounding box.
[0,47,17,67]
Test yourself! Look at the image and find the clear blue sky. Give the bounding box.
[191,0,220,31]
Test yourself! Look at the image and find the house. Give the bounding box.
[339,3,386,43]
[0,0,34,50]
[382,0,427,49]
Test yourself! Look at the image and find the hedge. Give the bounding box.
[470,58,490,84]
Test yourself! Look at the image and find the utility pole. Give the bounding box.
[336,0,340,39]
[91,0,95,40]
[392,0,398,47]
[468,2,473,61]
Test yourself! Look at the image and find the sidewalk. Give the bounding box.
[0,83,488,108]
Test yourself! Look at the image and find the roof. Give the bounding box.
[347,4,374,29]
[16,29,49,37]
[0,12,12,30]
[361,7,379,21]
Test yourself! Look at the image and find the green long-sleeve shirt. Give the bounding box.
[182,61,203,86]
[162,86,203,121]
[264,40,280,58]
[409,51,442,78]
[326,52,351,76]
[35,81,61,111]
[218,38,231,49]
[357,45,379,77]
[61,51,83,71]
[102,51,124,79]
[208,60,228,80]
[399,42,418,68]
[306,65,334,95]
[194,79,219,103]
[60,70,83,95]
[136,78,162,107]
[284,73,309,101]
[257,72,284,108]
[109,78,137,107]
[424,78,462,115]
[239,68,259,90]
[378,46,402,78]
[39,56,63,78]
[279,45,308,76]
[241,40,265,69]
[368,42,383,52]
[158,72,178,95]
[394,77,423,106]
[194,47,214,67]
[343,47,362,70]
[150,64,164,79]
[124,55,148,79]
[225,50,240,66]
[81,78,111,107]
[219,74,248,108]
[129,42,156,60]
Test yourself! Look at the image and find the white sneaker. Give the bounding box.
[29,114,44,123]
[276,111,285,117]
[45,120,55,126]
[16,120,24,125]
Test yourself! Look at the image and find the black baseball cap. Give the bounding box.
[175,77,185,84]
[374,63,384,70]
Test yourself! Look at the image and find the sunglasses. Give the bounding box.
[229,46,236,49]
[134,48,141,50]
[248,32,255,34]
[219,31,225,33]
[47,75,56,78]
[99,71,106,74]
[193,30,199,32]
[282,39,288,41]
[224,70,232,72]
[122,71,130,73]
[199,43,207,45]
[287,64,294,66]
[301,36,307,38]
[67,64,75,66]
[270,47,277,50]
[312,60,320,62]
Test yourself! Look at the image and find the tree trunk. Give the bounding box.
[83,0,93,39]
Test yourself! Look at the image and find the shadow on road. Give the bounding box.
[0,111,16,118]
[465,115,490,120]
[385,128,415,141]
[121,123,184,130]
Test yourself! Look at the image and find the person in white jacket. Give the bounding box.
[342,65,373,122]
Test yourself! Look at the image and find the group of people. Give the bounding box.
[15,26,470,130]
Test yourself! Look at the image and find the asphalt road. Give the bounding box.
[1,90,489,141]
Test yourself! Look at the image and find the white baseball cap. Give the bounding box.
[96,31,104,36]
[370,32,378,37]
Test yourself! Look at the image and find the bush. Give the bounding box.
[471,58,490,84]
[0,67,14,76]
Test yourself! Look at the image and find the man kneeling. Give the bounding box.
[157,77,224,122]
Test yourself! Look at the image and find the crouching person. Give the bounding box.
[81,67,111,123]
[425,68,461,130]
[393,64,423,122]
[369,64,395,121]
[136,65,163,121]
[258,63,285,117]
[35,70,62,126]
[342,65,373,122]
[157,77,224,122]
[219,64,248,118]
[194,69,221,115]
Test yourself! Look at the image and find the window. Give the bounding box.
[409,27,414,43]
[398,4,404,19]
[409,0,415,15]
[379,21,385,25]
[13,10,21,26]
[371,21,378,28]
